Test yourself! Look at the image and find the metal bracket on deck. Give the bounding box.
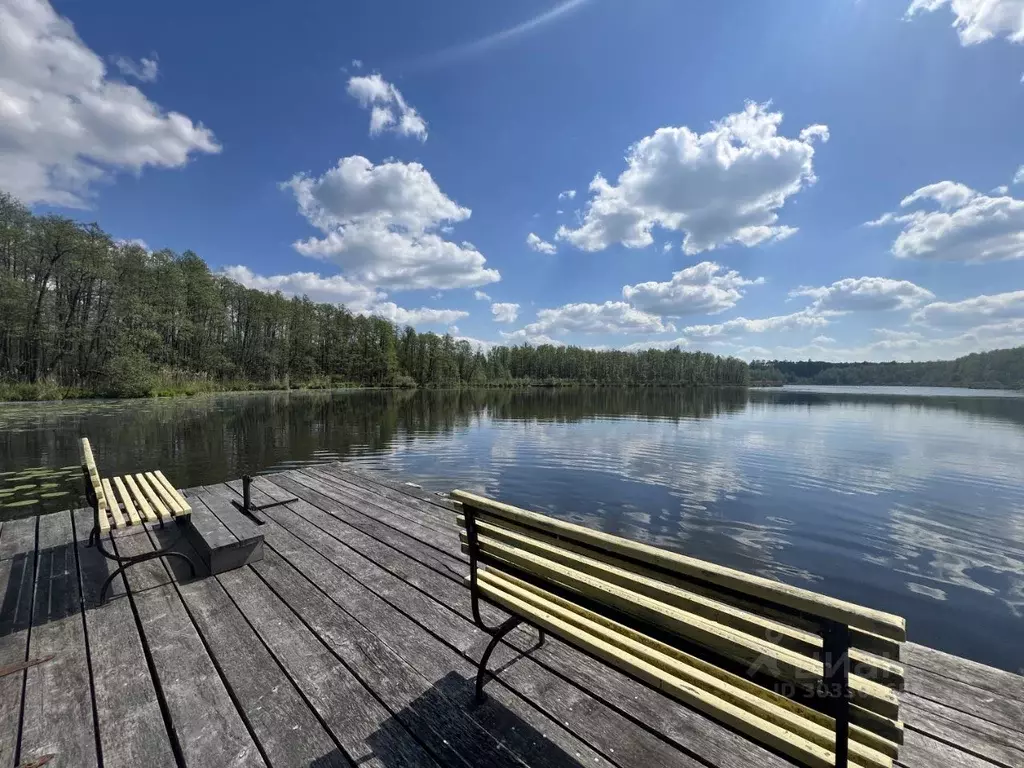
[232,475,297,520]
[0,656,54,678]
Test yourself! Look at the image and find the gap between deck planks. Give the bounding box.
[0,466,1020,768]
[229,472,800,768]
[273,465,1024,768]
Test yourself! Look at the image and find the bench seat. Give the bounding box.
[453,489,907,768]
[81,438,192,531]
[80,437,198,602]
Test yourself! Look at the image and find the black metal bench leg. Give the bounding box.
[822,620,851,768]
[97,550,198,603]
[475,616,523,704]
[93,525,199,604]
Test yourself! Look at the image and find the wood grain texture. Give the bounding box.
[6,468,1016,768]
[102,478,126,529]
[468,532,899,720]
[462,515,903,686]
[173,561,347,767]
[453,490,906,641]
[79,438,109,513]
[903,643,1024,702]
[213,480,686,768]
[71,509,177,768]
[112,476,141,526]
[113,526,267,768]
[902,694,1024,768]
[215,563,440,768]
[132,474,171,522]
[485,568,899,760]
[239,476,791,768]
[122,474,157,524]
[20,511,97,768]
[153,472,192,515]
[146,472,186,516]
[0,517,37,768]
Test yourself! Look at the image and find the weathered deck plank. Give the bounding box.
[206,482,618,768]
[903,643,1024,702]
[71,508,177,768]
[20,511,97,768]
[236,477,788,768]
[4,465,1020,768]
[0,516,37,768]
[113,525,268,768]
[150,518,347,768]
[214,564,440,768]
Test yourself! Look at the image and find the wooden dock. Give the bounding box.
[0,464,1021,768]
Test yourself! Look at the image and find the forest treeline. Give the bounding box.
[0,192,749,399]
[750,346,1024,390]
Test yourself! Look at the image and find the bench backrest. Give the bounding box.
[452,490,905,733]
[80,437,110,513]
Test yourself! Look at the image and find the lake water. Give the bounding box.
[2,386,1023,672]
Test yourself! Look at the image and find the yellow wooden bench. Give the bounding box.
[80,437,198,601]
[452,490,907,768]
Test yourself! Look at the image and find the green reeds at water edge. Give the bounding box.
[0,465,82,518]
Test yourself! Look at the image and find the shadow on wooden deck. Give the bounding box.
[363,670,591,768]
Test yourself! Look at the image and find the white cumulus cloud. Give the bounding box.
[911,290,1024,327]
[507,301,673,340]
[499,329,565,346]
[622,262,763,317]
[619,338,691,352]
[473,290,491,301]
[283,156,499,291]
[0,0,219,206]
[555,102,827,254]
[113,54,158,82]
[1014,166,1024,185]
[368,302,468,326]
[491,302,520,323]
[682,309,832,339]
[558,189,577,200]
[346,73,427,141]
[526,232,557,254]
[867,181,1024,263]
[221,265,384,309]
[906,0,1024,45]
[223,266,467,327]
[790,277,935,312]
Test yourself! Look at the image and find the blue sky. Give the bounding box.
[4,0,1024,361]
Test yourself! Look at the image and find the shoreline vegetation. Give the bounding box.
[2,192,1020,403]
[749,348,1024,391]
[0,191,747,400]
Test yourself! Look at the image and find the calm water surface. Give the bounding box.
[2,386,1023,671]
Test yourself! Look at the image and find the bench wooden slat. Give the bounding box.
[453,490,907,643]
[112,476,141,526]
[466,533,899,721]
[101,478,126,529]
[80,437,110,515]
[153,471,191,515]
[146,472,186,516]
[485,568,902,754]
[134,473,171,522]
[476,571,880,768]
[124,474,158,524]
[458,512,898,662]
[463,515,903,688]
[480,568,896,767]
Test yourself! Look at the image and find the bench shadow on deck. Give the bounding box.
[0,465,1021,768]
